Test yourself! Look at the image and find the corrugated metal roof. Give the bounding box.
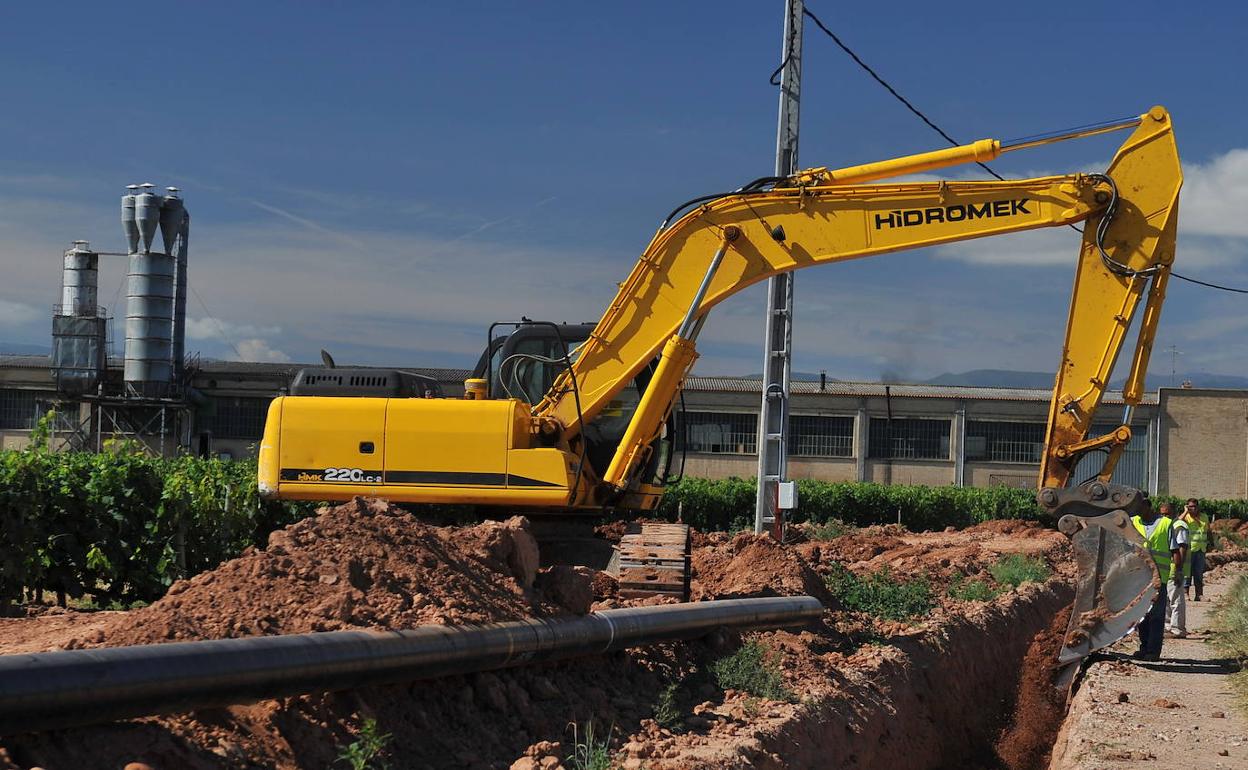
[684,376,1158,405]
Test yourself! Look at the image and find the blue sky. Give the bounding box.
[1,1,1245,384]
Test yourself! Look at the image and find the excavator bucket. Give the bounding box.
[1055,510,1157,685]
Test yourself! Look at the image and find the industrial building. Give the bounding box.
[6,184,1241,502]
[0,353,1244,500]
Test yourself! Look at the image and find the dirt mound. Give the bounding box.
[691,532,834,606]
[1212,518,1248,535]
[87,497,584,649]
[969,518,1044,536]
[994,603,1073,770]
[801,530,908,565]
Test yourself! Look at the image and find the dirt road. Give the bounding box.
[1050,563,1248,769]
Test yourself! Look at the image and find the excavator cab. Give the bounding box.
[472,321,680,495]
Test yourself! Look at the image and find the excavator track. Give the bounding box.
[614,522,692,601]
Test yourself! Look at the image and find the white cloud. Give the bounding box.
[933,228,1075,267]
[1181,149,1248,238]
[185,317,282,341]
[234,338,291,363]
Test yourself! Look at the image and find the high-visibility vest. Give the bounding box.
[1188,514,1209,553]
[1132,515,1174,582]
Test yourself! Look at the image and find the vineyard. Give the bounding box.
[0,427,311,613]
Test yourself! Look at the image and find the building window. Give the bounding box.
[790,415,853,457]
[1071,423,1149,489]
[0,389,54,430]
[202,397,272,440]
[868,417,950,460]
[966,421,1046,463]
[683,412,757,454]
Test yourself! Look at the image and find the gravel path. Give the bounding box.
[1050,562,1248,769]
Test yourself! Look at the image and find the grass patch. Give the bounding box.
[1212,573,1248,715]
[947,573,1001,602]
[566,721,614,770]
[804,519,856,541]
[825,564,934,621]
[1216,530,1248,551]
[653,682,682,730]
[336,717,391,770]
[988,554,1050,588]
[710,641,794,702]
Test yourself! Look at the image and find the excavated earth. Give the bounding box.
[0,501,1109,769]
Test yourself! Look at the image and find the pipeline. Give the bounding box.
[0,595,823,735]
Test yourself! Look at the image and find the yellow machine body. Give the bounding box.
[259,396,578,506]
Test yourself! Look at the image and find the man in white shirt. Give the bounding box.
[1160,502,1190,638]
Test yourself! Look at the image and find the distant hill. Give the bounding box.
[0,342,49,355]
[923,369,1248,390]
[923,370,1053,388]
[744,371,837,382]
[1153,372,1248,389]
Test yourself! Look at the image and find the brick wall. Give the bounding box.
[1158,388,1248,499]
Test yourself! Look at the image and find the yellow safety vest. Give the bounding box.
[1188,513,1209,553]
[1132,515,1174,582]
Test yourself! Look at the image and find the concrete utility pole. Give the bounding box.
[755,0,802,537]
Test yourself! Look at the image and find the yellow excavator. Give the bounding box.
[258,106,1181,670]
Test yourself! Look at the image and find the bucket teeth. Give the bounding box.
[1057,510,1157,668]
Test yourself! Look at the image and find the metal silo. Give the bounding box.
[159,190,189,379]
[51,241,108,395]
[123,251,175,396]
[123,186,176,397]
[60,240,98,316]
[121,185,140,255]
[134,184,160,254]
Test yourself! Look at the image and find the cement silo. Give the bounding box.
[123,185,176,397]
[50,241,108,394]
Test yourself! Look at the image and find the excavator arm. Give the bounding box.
[545,107,1179,510]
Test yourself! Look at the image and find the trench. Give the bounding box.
[728,580,1076,770]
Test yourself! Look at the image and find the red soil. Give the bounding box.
[0,504,1085,770]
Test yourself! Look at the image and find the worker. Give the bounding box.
[1132,500,1185,661]
[1162,501,1189,639]
[1184,498,1209,602]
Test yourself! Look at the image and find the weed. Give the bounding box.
[742,695,762,718]
[947,573,1000,602]
[1216,530,1248,551]
[804,519,855,541]
[336,717,391,770]
[1211,573,1248,715]
[825,564,934,621]
[988,554,1051,588]
[710,640,794,702]
[566,721,614,770]
[653,682,683,730]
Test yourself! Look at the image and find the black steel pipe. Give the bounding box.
[0,595,822,735]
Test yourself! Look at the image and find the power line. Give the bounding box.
[1170,271,1248,294]
[801,3,1248,295]
[800,6,1004,181]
